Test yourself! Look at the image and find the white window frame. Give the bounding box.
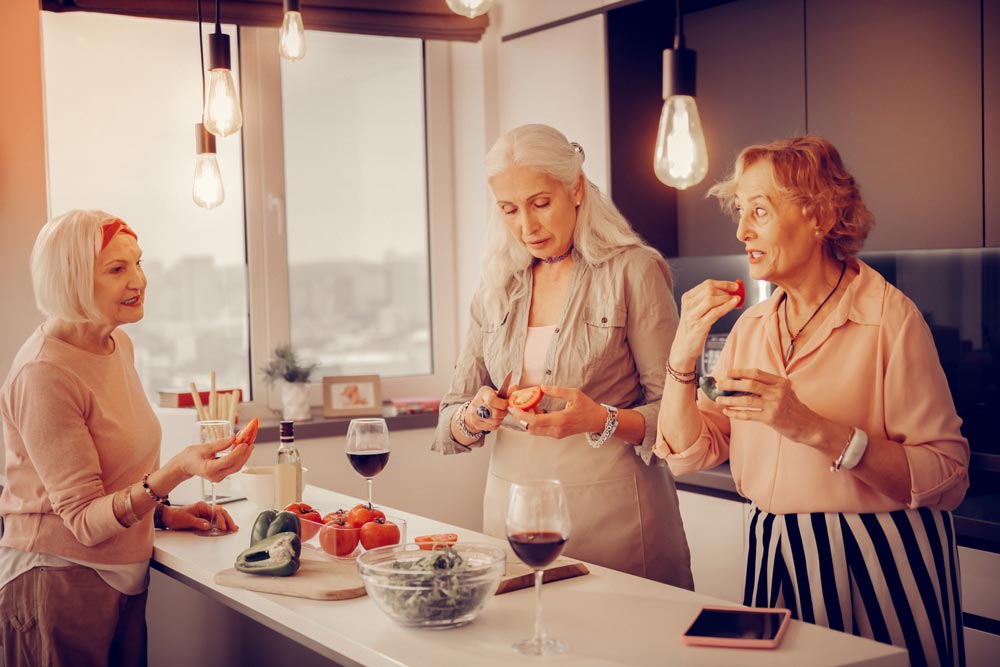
[240,28,459,417]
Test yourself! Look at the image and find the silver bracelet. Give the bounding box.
[454,401,485,441]
[585,404,619,449]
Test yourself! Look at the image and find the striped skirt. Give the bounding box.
[744,505,964,667]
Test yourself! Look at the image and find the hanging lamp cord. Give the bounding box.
[674,0,684,49]
[216,0,222,34]
[197,0,205,109]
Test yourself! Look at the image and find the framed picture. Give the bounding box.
[323,375,383,418]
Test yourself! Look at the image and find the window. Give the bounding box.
[280,31,431,379]
[40,13,457,411]
[41,11,251,400]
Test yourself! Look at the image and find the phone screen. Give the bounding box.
[684,608,787,640]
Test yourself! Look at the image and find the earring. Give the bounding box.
[814,229,823,239]
[575,200,581,207]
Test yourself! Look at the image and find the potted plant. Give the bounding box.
[262,344,317,421]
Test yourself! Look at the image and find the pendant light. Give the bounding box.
[193,0,224,209]
[653,0,708,190]
[204,0,243,137]
[279,0,307,61]
[445,0,495,19]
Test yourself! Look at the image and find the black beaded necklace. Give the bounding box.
[536,246,573,265]
[782,261,846,363]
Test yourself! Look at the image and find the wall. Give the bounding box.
[0,0,49,466]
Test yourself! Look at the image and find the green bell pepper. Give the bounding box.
[699,375,752,402]
[250,510,301,546]
[235,531,301,577]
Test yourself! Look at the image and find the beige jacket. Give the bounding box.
[433,245,678,461]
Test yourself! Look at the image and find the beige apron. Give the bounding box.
[483,427,693,589]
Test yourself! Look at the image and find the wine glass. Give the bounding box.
[345,418,390,507]
[194,419,233,537]
[505,479,571,655]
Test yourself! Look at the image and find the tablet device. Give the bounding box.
[682,606,792,649]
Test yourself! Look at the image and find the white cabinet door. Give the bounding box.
[676,490,747,603]
[965,626,1000,667]
[959,547,1000,621]
[496,14,609,192]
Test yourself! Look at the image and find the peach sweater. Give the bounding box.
[0,327,160,563]
[660,260,970,514]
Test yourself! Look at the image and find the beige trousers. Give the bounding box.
[0,565,147,667]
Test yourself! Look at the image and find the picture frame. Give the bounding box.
[322,375,383,418]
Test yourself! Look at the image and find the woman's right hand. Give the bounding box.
[671,280,743,366]
[466,385,510,433]
[176,436,254,483]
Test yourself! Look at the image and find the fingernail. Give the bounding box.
[201,521,210,529]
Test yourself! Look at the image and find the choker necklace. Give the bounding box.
[536,247,573,265]
[782,261,846,363]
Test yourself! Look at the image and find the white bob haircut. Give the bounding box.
[480,124,660,311]
[30,209,119,323]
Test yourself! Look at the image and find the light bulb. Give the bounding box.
[445,0,495,19]
[279,11,306,61]
[204,69,242,137]
[192,123,224,209]
[653,95,709,190]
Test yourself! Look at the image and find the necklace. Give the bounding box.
[782,261,846,363]
[536,247,573,265]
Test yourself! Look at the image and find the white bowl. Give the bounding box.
[236,465,308,509]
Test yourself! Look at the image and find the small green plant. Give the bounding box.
[261,344,317,385]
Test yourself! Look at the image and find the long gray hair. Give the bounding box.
[480,124,652,312]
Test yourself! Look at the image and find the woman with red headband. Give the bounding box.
[0,210,254,666]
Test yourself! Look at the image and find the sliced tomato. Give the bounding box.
[233,417,260,445]
[414,533,459,550]
[726,279,746,308]
[508,386,543,411]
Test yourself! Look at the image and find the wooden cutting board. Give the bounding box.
[214,546,589,601]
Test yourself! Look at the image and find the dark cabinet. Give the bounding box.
[806,0,982,251]
[678,0,806,257]
[987,0,1000,248]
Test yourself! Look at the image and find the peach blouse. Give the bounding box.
[659,260,969,514]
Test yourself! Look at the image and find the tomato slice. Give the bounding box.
[726,279,746,308]
[414,533,459,550]
[508,386,544,411]
[233,417,260,445]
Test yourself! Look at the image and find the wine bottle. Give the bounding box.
[274,420,302,508]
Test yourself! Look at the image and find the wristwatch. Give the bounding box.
[585,404,619,449]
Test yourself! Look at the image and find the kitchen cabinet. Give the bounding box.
[678,0,806,257]
[676,490,748,603]
[497,14,610,191]
[959,546,1000,667]
[986,0,1000,248]
[806,0,982,251]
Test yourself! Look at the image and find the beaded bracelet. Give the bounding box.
[666,359,698,385]
[454,401,485,441]
[141,473,170,506]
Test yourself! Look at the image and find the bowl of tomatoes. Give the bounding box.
[294,503,406,559]
[357,543,506,628]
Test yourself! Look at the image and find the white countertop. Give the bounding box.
[152,486,907,667]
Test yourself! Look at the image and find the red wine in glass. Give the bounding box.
[507,531,567,569]
[346,450,390,478]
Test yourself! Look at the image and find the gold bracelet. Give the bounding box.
[666,359,698,385]
[123,486,141,526]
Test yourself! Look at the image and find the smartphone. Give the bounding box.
[682,606,792,649]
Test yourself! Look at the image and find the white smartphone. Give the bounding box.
[682,606,792,649]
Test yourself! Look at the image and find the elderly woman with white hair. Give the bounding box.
[432,124,693,587]
[0,210,254,667]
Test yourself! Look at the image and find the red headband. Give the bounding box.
[100,218,138,251]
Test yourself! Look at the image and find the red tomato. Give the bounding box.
[414,533,459,550]
[285,503,322,541]
[360,518,401,550]
[318,518,360,557]
[233,417,260,445]
[346,503,385,528]
[508,386,543,411]
[726,279,746,308]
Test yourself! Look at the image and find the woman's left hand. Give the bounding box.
[160,502,238,533]
[715,368,823,445]
[508,385,606,439]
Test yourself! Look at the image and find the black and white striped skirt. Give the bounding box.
[744,505,964,667]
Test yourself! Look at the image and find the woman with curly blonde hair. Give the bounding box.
[655,136,968,667]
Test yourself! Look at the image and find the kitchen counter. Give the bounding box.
[152,487,907,667]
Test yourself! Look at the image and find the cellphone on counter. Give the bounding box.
[681,606,792,649]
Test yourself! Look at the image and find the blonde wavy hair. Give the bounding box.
[480,124,659,312]
[708,135,874,259]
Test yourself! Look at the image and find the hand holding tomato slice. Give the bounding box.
[285,502,322,541]
[508,386,544,411]
[725,279,746,308]
[233,417,260,445]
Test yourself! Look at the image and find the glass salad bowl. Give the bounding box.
[357,543,506,628]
